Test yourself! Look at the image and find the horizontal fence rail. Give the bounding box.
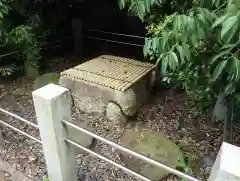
[0,36,73,59]
[66,138,152,181]
[0,119,41,143]
[0,108,40,143]
[84,36,143,47]
[2,84,238,181]
[0,108,38,128]
[62,120,200,181]
[1,28,146,59]
[0,51,21,59]
[85,29,146,39]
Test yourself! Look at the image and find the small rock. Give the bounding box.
[199,156,215,168]
[106,102,127,126]
[28,155,37,163]
[5,171,10,177]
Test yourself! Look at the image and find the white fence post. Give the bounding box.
[32,84,77,181]
[209,142,240,181]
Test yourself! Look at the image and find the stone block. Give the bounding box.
[119,129,184,181]
[209,142,240,181]
[59,55,156,124]
[106,102,127,126]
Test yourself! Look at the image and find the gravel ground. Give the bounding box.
[0,56,238,181]
[0,77,141,181]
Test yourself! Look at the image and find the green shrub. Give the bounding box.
[119,0,240,113]
[0,0,42,78]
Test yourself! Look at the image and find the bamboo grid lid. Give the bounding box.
[61,55,156,92]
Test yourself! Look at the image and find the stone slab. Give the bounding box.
[60,55,156,92]
[119,129,183,181]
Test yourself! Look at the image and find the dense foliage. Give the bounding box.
[0,0,75,78]
[0,0,41,77]
[119,0,240,113]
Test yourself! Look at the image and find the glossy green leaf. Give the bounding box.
[212,14,229,28]
[136,2,146,21]
[152,37,159,51]
[169,51,179,70]
[161,32,169,51]
[144,0,150,12]
[155,0,163,6]
[157,37,162,53]
[156,53,165,66]
[235,0,240,8]
[211,50,231,64]
[227,1,239,14]
[119,0,126,9]
[145,0,155,13]
[197,12,206,26]
[174,15,185,31]
[221,15,238,39]
[183,44,191,61]
[220,43,239,50]
[161,53,169,74]
[163,13,177,28]
[233,56,240,81]
[224,83,236,95]
[176,45,185,64]
[187,18,196,35]
[199,8,215,22]
[190,34,197,47]
[223,19,240,43]
[211,60,228,82]
[196,26,205,39]
[143,38,152,57]
[214,0,221,7]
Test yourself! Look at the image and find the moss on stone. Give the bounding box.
[34,72,60,90]
[119,129,184,180]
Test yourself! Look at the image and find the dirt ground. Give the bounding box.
[0,55,239,181]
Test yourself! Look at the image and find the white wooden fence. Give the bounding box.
[1,83,240,181]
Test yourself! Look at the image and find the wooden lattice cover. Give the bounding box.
[61,55,156,91]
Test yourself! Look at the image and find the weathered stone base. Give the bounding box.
[59,75,151,124]
[59,55,157,125]
[106,102,127,126]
